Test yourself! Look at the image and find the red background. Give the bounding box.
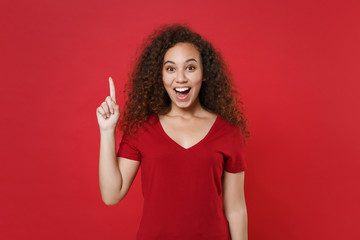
[1,0,359,239]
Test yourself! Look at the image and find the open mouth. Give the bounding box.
[174,87,191,98]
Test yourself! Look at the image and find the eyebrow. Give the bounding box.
[163,58,198,65]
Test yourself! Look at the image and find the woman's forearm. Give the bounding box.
[99,129,122,205]
[227,209,248,240]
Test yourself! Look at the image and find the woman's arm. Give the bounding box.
[222,171,248,240]
[99,128,141,205]
[97,77,139,206]
[99,129,123,205]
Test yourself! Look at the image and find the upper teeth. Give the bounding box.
[175,87,190,92]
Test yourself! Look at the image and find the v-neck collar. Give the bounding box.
[156,114,219,151]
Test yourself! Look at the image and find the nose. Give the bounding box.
[175,70,187,83]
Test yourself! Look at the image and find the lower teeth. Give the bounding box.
[176,91,188,97]
[176,89,190,97]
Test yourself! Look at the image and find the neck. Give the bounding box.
[168,97,205,119]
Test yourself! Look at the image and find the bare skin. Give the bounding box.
[97,77,140,206]
[160,42,217,148]
[97,43,247,239]
[161,43,247,239]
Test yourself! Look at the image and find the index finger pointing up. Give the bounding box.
[109,76,116,103]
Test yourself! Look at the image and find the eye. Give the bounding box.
[166,66,175,71]
[186,66,196,71]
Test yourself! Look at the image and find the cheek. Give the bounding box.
[162,77,173,92]
[162,73,170,86]
[187,69,203,80]
[162,69,173,79]
[193,74,204,92]
[193,72,204,84]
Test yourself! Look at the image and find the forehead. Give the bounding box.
[163,42,201,61]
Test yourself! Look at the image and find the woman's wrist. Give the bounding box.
[100,128,116,136]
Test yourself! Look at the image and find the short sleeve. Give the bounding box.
[223,127,248,173]
[116,132,141,161]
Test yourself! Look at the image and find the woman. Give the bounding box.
[97,24,250,240]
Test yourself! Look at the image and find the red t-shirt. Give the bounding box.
[116,114,247,240]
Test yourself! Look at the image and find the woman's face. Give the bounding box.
[162,42,204,110]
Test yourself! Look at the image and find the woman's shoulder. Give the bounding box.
[216,115,243,135]
[147,113,160,125]
[216,114,232,127]
[122,114,159,139]
[136,113,159,133]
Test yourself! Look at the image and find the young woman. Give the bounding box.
[97,24,250,240]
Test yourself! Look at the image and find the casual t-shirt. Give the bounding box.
[116,114,247,240]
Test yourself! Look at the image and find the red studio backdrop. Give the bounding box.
[1,0,359,239]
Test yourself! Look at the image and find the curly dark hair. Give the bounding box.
[118,23,250,143]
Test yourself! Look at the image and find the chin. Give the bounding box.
[172,99,196,109]
[175,103,192,109]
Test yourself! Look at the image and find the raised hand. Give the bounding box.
[96,77,120,131]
